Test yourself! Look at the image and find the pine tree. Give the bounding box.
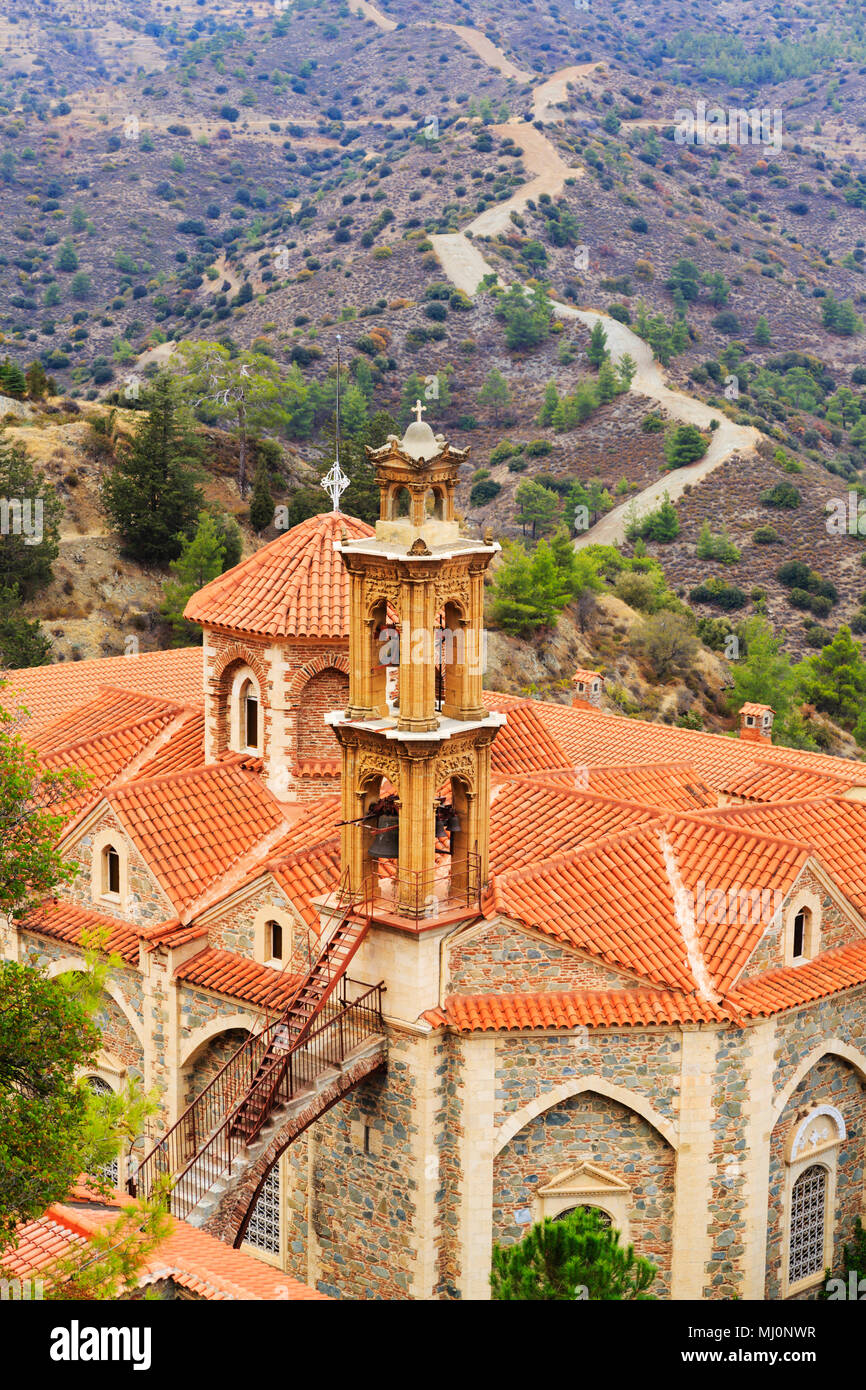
[101,375,203,565]
[587,320,609,369]
[24,360,50,400]
[248,459,275,533]
[161,511,226,643]
[491,1207,656,1300]
[0,441,63,599]
[754,314,771,345]
[514,479,559,539]
[0,358,27,398]
[801,625,866,729]
[538,380,560,427]
[0,587,51,669]
[477,367,512,423]
[55,239,78,272]
[596,359,619,404]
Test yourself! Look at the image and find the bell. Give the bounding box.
[368,814,399,859]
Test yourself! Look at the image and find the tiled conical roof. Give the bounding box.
[183,511,374,639]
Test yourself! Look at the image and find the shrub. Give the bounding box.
[626,493,680,542]
[696,521,740,563]
[489,441,517,463]
[664,424,709,468]
[752,525,780,544]
[761,481,801,508]
[777,560,812,588]
[689,578,748,610]
[469,478,501,507]
[641,413,664,433]
[525,439,552,457]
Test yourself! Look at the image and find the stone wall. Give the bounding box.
[493,1089,676,1295]
[433,1033,463,1299]
[296,668,348,762]
[767,1052,866,1299]
[183,1027,250,1107]
[740,865,862,980]
[447,918,639,996]
[64,807,174,927]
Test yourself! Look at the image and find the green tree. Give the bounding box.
[617,353,637,389]
[36,1193,171,1301]
[70,271,93,301]
[495,282,553,350]
[726,617,797,735]
[0,441,62,599]
[477,368,512,423]
[488,540,565,635]
[54,239,78,273]
[666,257,701,302]
[801,626,866,732]
[248,459,275,533]
[161,510,226,643]
[491,1207,656,1301]
[587,320,609,369]
[101,375,203,566]
[514,479,559,539]
[631,610,698,680]
[0,358,27,397]
[175,341,285,496]
[664,423,708,468]
[625,492,680,542]
[754,314,771,345]
[596,359,619,404]
[24,361,50,400]
[538,380,560,427]
[0,588,51,669]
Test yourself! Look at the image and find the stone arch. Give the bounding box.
[45,955,146,1052]
[493,1076,679,1155]
[772,1040,866,1125]
[211,643,269,703]
[179,1012,258,1069]
[295,668,349,765]
[183,1025,252,1108]
[286,654,350,703]
[210,644,270,758]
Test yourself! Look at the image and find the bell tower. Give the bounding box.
[327,403,505,918]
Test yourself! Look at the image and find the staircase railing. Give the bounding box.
[130,980,384,1220]
[129,893,377,1214]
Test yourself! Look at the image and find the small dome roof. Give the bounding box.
[400,417,441,462]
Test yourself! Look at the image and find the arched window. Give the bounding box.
[241,679,259,751]
[245,1162,281,1259]
[102,845,120,897]
[85,1076,119,1185]
[793,909,809,959]
[392,486,412,519]
[788,1164,827,1285]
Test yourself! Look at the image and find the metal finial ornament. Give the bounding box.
[321,334,349,513]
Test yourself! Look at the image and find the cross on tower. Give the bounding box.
[412,398,427,425]
[321,459,350,513]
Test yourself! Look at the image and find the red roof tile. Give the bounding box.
[489,778,659,875]
[105,763,289,912]
[1,648,203,734]
[175,946,301,1010]
[525,761,715,812]
[2,1197,327,1300]
[719,759,853,803]
[22,900,140,963]
[488,701,571,776]
[184,511,374,639]
[427,987,727,1032]
[728,939,866,1016]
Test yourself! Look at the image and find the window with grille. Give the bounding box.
[245,1163,281,1257]
[86,1076,119,1185]
[788,1164,827,1285]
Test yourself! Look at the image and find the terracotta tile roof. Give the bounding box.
[719,759,853,803]
[22,900,140,963]
[485,693,866,794]
[739,702,773,717]
[728,939,866,1016]
[489,778,659,875]
[268,840,343,928]
[2,1197,327,1300]
[487,701,571,776]
[489,814,811,996]
[38,708,191,824]
[106,763,289,913]
[525,761,715,812]
[426,987,727,1032]
[29,688,182,756]
[136,710,206,779]
[174,946,301,1010]
[183,511,374,639]
[268,795,342,856]
[1,648,203,734]
[703,797,866,916]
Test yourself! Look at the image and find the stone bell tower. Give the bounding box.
[327,403,505,917]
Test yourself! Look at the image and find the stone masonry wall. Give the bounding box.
[766,1052,866,1299]
[493,1090,675,1295]
[183,1027,250,1107]
[433,1032,463,1299]
[296,668,348,763]
[740,865,863,981]
[447,919,641,996]
[65,807,174,928]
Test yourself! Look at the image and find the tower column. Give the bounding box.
[396,749,437,912]
[398,576,437,733]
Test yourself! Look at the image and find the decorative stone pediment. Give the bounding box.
[536,1162,630,1200]
[785,1105,846,1164]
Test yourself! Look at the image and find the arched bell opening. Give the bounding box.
[447,775,475,901]
[390,485,412,520]
[424,486,445,522]
[437,600,467,717]
[368,597,392,719]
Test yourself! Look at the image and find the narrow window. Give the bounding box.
[793,910,806,959]
[245,1163,281,1257]
[269,921,283,961]
[788,1165,827,1285]
[104,846,120,896]
[245,688,259,749]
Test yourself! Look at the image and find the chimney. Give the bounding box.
[572,668,604,711]
[739,702,774,744]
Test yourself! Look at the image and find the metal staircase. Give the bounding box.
[129,903,383,1221]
